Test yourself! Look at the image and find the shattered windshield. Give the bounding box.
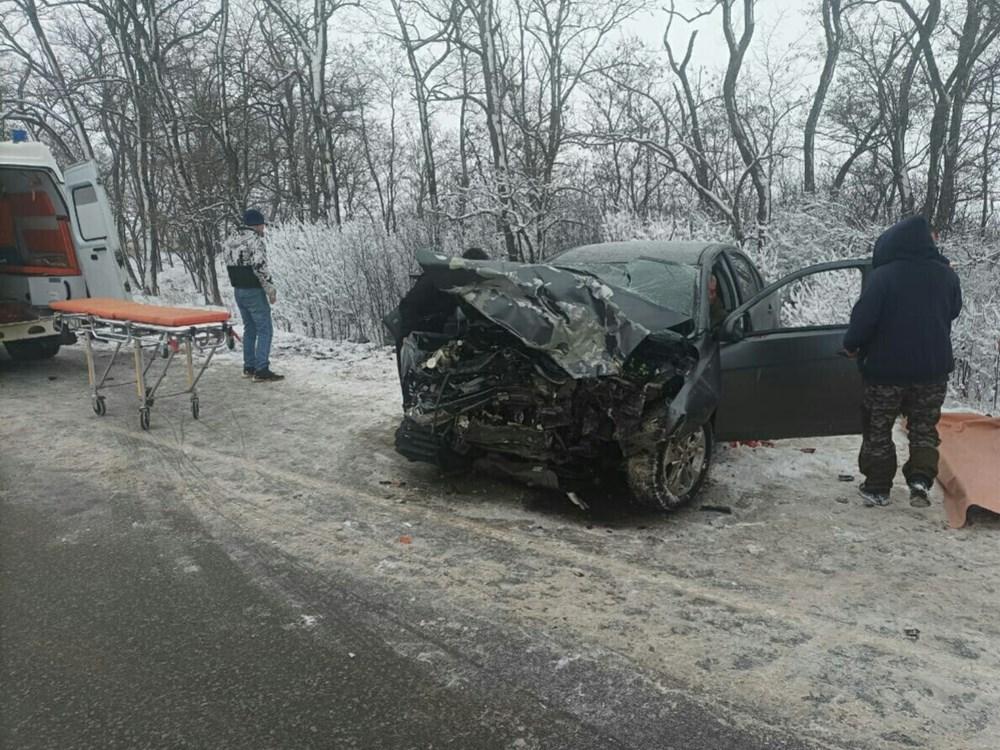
[555,258,698,317]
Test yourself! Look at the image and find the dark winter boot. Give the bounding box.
[908,477,932,508]
[859,483,891,507]
[252,368,285,383]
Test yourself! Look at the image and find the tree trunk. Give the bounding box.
[22,0,95,160]
[390,0,441,232]
[980,76,996,234]
[804,0,842,193]
[720,0,768,246]
[933,0,999,228]
[892,44,922,215]
[468,0,519,260]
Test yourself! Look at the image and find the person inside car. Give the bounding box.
[708,272,728,331]
[462,246,490,260]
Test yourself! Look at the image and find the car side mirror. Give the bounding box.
[719,313,746,342]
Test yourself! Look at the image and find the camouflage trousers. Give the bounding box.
[859,381,948,493]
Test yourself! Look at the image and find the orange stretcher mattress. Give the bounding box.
[50,298,230,327]
[936,412,1000,528]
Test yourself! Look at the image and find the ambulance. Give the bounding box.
[0,130,129,359]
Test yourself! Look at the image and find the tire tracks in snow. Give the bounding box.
[101,421,1000,750]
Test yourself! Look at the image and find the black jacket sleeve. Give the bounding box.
[843,272,885,353]
[951,272,963,321]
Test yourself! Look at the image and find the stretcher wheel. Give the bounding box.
[92,396,106,416]
[139,407,151,431]
[191,397,200,420]
[226,333,236,351]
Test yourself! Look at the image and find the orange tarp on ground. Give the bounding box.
[936,412,1000,528]
[50,298,230,328]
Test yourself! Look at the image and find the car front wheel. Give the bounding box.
[627,422,713,511]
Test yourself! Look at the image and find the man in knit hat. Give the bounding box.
[222,209,284,382]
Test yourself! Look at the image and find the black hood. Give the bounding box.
[872,215,940,268]
[386,249,692,379]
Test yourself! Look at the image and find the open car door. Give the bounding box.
[64,161,130,299]
[714,259,871,442]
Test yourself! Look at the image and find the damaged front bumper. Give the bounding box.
[393,334,700,486]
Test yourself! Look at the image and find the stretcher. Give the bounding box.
[51,298,234,430]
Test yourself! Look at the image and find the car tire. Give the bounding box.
[4,336,61,361]
[627,422,713,511]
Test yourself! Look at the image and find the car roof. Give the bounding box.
[551,241,735,266]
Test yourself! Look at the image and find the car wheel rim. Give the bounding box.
[661,429,707,497]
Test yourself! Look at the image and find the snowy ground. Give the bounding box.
[3,307,1000,750]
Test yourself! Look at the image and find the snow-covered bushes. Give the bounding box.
[265,220,417,343]
[603,199,873,285]
[149,220,421,344]
[780,269,861,329]
[942,236,1000,412]
[602,209,731,245]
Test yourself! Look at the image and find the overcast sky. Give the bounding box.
[610,0,824,113]
[331,0,829,129]
[633,0,819,69]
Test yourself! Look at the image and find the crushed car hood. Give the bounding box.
[388,249,692,379]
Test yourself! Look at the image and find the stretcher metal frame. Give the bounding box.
[56,312,235,430]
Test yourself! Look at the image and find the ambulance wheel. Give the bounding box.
[4,337,61,361]
[139,407,151,431]
[92,396,106,416]
[191,397,200,420]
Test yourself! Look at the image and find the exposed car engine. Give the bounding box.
[396,312,696,486]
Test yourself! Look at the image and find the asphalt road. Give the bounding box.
[1,484,608,750]
[2,350,829,750]
[1,472,823,750]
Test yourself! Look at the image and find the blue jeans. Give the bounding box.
[234,287,273,371]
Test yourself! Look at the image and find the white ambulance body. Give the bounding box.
[0,137,129,359]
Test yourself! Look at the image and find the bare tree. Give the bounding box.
[261,0,360,225]
[839,9,923,215]
[719,0,770,246]
[922,0,1000,227]
[804,0,859,193]
[452,0,518,259]
[504,0,645,259]
[663,3,714,204]
[0,0,95,158]
[388,0,455,237]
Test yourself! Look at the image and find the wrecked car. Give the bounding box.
[384,242,871,510]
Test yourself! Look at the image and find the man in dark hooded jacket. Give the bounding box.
[843,215,962,508]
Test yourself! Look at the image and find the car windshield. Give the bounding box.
[555,258,698,317]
